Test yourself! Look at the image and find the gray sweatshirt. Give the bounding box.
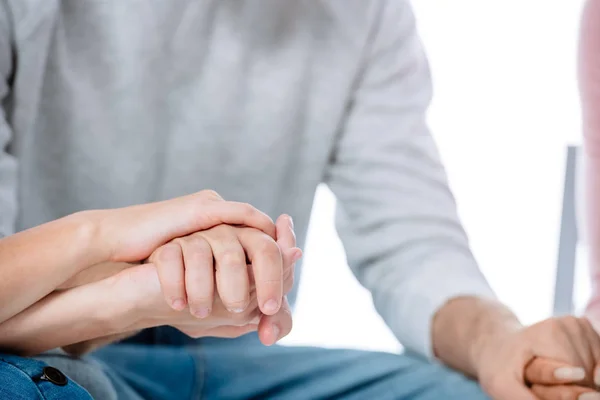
[0,0,495,357]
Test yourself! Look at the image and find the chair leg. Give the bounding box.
[553,146,578,315]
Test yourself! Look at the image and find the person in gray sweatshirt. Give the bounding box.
[1,1,600,400]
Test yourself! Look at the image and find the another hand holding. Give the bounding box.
[476,316,600,400]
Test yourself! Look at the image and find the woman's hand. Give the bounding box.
[523,357,599,400]
[59,215,300,353]
[93,190,276,264]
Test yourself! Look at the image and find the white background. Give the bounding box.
[281,0,589,353]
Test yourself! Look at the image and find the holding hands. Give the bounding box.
[477,316,600,400]
[59,190,301,352]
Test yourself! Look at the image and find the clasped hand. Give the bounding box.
[58,190,301,351]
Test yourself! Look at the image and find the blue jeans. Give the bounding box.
[0,328,490,399]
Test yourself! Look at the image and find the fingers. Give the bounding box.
[150,243,187,310]
[525,358,586,385]
[276,214,296,250]
[530,384,599,400]
[579,318,600,387]
[276,214,302,294]
[201,227,250,313]
[258,296,293,346]
[177,235,214,319]
[203,199,276,239]
[237,228,283,316]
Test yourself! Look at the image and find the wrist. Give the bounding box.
[466,300,523,376]
[64,210,110,272]
[433,296,522,378]
[91,275,140,334]
[106,263,163,331]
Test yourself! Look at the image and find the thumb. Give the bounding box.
[524,357,586,385]
[258,296,293,346]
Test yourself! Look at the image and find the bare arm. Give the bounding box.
[0,190,277,338]
[0,262,288,356]
[0,268,137,356]
[0,212,106,325]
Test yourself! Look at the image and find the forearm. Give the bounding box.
[0,211,107,323]
[0,273,136,356]
[432,296,522,378]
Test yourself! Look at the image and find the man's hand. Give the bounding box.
[149,214,301,318]
[475,316,600,400]
[433,297,600,400]
[58,214,300,354]
[110,262,294,347]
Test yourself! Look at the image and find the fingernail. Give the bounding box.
[579,393,600,400]
[554,367,586,381]
[193,308,211,319]
[288,216,294,228]
[263,299,279,314]
[229,307,246,314]
[595,368,600,386]
[172,299,186,310]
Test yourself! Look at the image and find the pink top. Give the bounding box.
[580,0,600,310]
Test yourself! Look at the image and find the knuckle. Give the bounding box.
[184,236,212,258]
[156,243,182,263]
[241,202,258,218]
[256,236,280,258]
[201,189,222,201]
[218,250,246,268]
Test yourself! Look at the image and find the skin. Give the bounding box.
[4,190,600,399]
[496,1,600,398]
[0,190,297,354]
[434,298,600,399]
[58,215,300,355]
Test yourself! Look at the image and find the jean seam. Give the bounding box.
[0,359,46,399]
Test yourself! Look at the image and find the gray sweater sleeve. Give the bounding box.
[324,0,496,358]
[0,4,17,237]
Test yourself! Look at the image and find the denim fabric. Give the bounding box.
[0,329,490,399]
[0,354,93,399]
